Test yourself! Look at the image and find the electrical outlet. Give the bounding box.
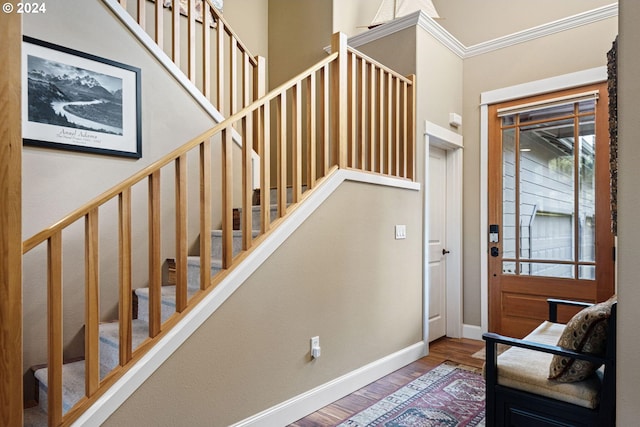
[395,225,407,240]
[310,336,321,359]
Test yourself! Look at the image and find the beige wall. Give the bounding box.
[268,0,333,88]
[332,1,380,37]
[461,17,618,325]
[616,0,640,423]
[223,0,269,59]
[104,180,423,426]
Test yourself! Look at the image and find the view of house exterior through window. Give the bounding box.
[501,100,597,280]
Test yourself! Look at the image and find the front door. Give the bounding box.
[488,83,615,337]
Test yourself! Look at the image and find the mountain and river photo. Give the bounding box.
[27,54,124,136]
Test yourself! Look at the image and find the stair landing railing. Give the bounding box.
[18,32,415,426]
[112,0,267,147]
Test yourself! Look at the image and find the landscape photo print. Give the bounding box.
[22,36,141,158]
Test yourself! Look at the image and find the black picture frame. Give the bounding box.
[22,36,142,159]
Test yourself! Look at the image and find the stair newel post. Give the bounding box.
[331,32,348,170]
[406,74,416,181]
[0,11,23,426]
[175,155,188,312]
[47,232,63,427]
[85,208,101,397]
[148,171,162,337]
[242,115,254,251]
[221,127,234,269]
[199,140,212,290]
[119,189,133,365]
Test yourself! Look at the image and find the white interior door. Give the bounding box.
[428,146,447,341]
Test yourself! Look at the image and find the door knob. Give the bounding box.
[442,249,451,255]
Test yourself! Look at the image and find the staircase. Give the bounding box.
[25,208,263,426]
[14,1,416,425]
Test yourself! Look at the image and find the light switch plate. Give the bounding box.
[395,225,407,240]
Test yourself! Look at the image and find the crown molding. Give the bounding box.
[346,3,618,60]
[464,3,619,58]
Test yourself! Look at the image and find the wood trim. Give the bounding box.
[119,189,133,365]
[199,140,212,290]
[202,4,211,99]
[175,155,188,312]
[48,232,63,426]
[276,93,287,217]
[242,116,253,250]
[332,32,348,169]
[0,12,22,426]
[187,0,196,83]
[306,73,317,188]
[85,209,101,397]
[216,20,225,115]
[260,104,271,233]
[154,0,163,49]
[148,171,162,337]
[171,0,180,64]
[292,82,302,203]
[222,127,234,269]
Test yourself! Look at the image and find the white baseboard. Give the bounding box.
[462,324,483,341]
[231,341,427,427]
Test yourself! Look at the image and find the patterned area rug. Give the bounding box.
[337,362,485,427]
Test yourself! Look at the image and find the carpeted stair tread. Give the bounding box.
[24,405,47,427]
[99,319,150,373]
[33,360,92,415]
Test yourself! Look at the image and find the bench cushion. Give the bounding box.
[496,321,602,409]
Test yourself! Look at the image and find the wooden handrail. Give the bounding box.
[20,32,415,426]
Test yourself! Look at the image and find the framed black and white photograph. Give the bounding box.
[22,36,142,158]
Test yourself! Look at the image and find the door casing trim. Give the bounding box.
[479,66,608,334]
[424,121,463,341]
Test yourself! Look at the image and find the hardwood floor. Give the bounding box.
[288,337,485,426]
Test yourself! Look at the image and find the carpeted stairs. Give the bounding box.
[23,189,287,426]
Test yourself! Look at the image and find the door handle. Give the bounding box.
[442,249,451,255]
[491,247,499,257]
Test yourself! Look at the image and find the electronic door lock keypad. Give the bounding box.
[489,224,499,243]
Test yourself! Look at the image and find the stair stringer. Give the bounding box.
[71,168,420,427]
[101,0,261,188]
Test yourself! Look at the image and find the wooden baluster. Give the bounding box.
[378,68,384,173]
[148,171,162,337]
[155,0,163,49]
[187,0,196,83]
[172,0,180,66]
[202,3,211,100]
[175,155,188,312]
[48,232,63,427]
[221,127,233,269]
[253,56,266,155]
[243,53,251,109]
[407,75,416,181]
[386,72,393,175]
[394,77,401,177]
[0,12,23,426]
[292,82,302,203]
[230,36,238,116]
[369,63,376,173]
[217,20,225,115]
[260,104,271,233]
[348,52,357,169]
[85,208,100,397]
[359,57,366,172]
[242,115,253,251]
[320,65,330,175]
[331,32,348,169]
[137,0,145,30]
[276,93,287,217]
[306,73,317,188]
[119,189,133,366]
[200,140,212,290]
[401,80,408,178]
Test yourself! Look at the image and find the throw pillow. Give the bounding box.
[548,295,616,383]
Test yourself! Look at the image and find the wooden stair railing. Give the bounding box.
[113,0,267,150]
[20,32,415,426]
